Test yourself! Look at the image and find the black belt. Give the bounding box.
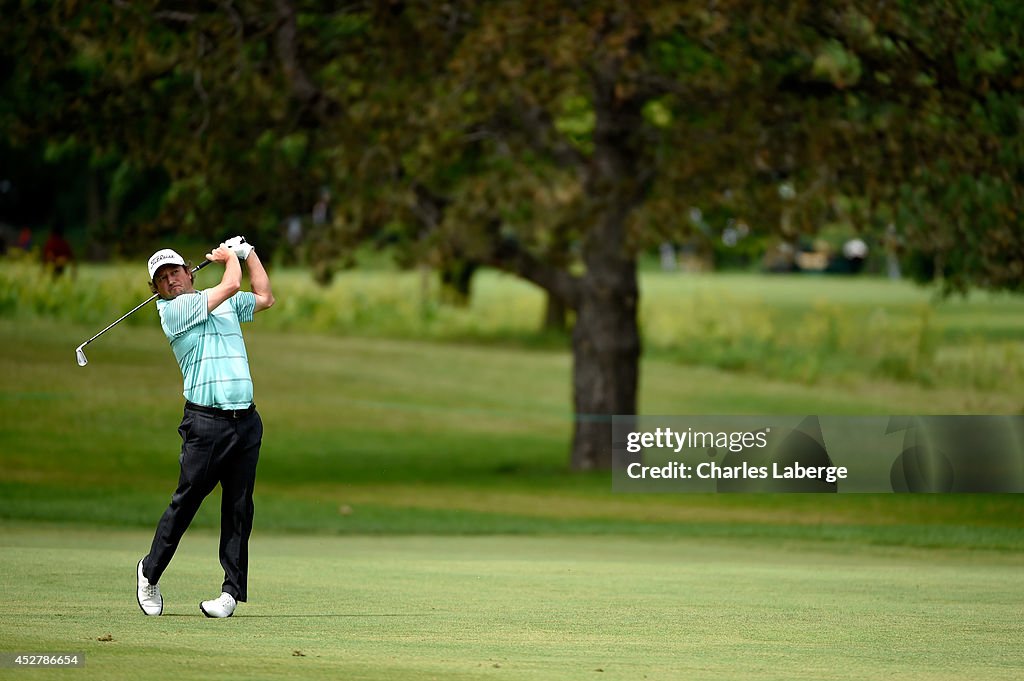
[185,401,256,419]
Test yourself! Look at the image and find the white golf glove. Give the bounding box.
[224,235,253,261]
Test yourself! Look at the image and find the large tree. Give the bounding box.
[3,1,1022,468]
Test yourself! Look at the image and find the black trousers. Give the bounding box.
[142,404,262,602]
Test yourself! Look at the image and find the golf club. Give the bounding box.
[75,259,212,366]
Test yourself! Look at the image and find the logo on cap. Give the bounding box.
[147,249,186,279]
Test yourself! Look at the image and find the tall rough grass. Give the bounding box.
[2,258,1022,391]
[640,293,944,385]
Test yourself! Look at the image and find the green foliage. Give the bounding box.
[651,31,725,76]
[812,39,863,88]
[5,0,1021,289]
[553,94,595,153]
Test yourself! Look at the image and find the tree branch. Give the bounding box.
[274,0,320,104]
[481,226,582,309]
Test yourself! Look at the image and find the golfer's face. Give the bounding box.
[154,265,194,299]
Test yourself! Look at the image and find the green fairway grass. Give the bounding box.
[0,317,1021,550]
[2,523,1022,681]
[1,276,1023,680]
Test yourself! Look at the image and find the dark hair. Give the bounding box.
[148,261,194,296]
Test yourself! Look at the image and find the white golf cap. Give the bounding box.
[147,249,186,280]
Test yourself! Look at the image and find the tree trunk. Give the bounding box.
[541,292,568,333]
[570,205,641,470]
[439,258,477,307]
[570,262,640,470]
[568,64,647,470]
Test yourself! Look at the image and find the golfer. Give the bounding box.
[136,237,275,618]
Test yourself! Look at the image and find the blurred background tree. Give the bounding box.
[1,0,1021,468]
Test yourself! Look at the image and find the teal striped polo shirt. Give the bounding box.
[156,290,258,410]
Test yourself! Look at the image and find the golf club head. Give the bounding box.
[75,345,88,367]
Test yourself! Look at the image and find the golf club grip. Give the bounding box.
[192,259,213,273]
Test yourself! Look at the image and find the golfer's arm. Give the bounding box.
[246,250,275,313]
[206,253,242,312]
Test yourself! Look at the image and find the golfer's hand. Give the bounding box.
[206,244,238,264]
[224,235,253,261]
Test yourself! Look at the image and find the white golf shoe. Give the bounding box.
[200,592,236,618]
[136,559,163,616]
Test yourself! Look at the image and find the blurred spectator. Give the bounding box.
[286,215,303,249]
[841,238,868,274]
[16,226,33,251]
[885,224,902,280]
[821,238,868,274]
[280,214,304,265]
[659,242,677,271]
[42,224,74,277]
[312,186,332,227]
